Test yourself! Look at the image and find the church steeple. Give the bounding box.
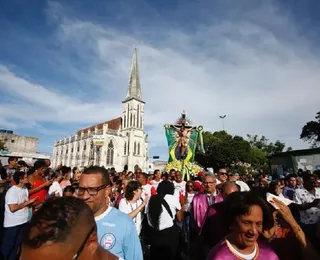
[123,48,144,103]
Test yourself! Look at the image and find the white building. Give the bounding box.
[147,160,168,174]
[0,130,38,153]
[52,49,148,172]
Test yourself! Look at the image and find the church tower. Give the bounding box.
[121,49,147,171]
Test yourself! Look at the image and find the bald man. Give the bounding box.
[199,182,240,258]
[20,197,120,260]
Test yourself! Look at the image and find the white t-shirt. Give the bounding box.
[151,179,162,191]
[147,194,181,231]
[186,192,195,212]
[4,185,29,227]
[141,183,155,200]
[226,239,257,260]
[174,181,186,194]
[48,181,63,197]
[118,198,144,235]
[293,188,320,224]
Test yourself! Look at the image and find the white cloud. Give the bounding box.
[0,65,120,126]
[1,0,319,154]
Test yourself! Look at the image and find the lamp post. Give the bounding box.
[219,115,226,131]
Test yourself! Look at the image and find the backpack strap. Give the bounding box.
[162,198,174,219]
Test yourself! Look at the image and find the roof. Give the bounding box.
[76,117,122,135]
[123,48,144,103]
[268,148,320,159]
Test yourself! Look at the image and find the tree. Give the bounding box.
[195,131,251,170]
[0,140,7,151]
[195,131,291,173]
[246,134,288,156]
[300,111,320,147]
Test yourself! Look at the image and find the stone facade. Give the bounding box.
[52,49,148,172]
[0,131,38,153]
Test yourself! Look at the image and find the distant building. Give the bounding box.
[0,130,50,165]
[0,130,38,153]
[147,160,168,174]
[269,148,320,176]
[52,49,148,172]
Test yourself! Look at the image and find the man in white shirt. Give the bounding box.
[137,172,157,200]
[1,171,38,260]
[151,169,162,191]
[293,174,320,248]
[173,171,186,195]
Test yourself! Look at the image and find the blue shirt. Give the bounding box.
[95,206,143,260]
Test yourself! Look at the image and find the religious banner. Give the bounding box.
[92,135,104,146]
[164,111,205,180]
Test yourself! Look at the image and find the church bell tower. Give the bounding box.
[121,49,147,171]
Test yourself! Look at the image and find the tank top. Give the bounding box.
[30,178,47,204]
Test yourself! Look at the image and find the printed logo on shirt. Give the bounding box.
[102,222,116,227]
[100,233,116,250]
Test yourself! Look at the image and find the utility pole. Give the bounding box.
[219,115,226,131]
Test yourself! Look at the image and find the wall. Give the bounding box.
[0,133,38,153]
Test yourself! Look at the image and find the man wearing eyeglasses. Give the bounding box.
[77,166,143,260]
[20,197,120,260]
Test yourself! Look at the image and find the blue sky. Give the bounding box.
[1,0,320,162]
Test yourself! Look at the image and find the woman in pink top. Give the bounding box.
[207,192,279,260]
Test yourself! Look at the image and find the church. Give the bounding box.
[52,49,148,172]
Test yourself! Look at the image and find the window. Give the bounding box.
[134,142,137,155]
[128,142,130,154]
[130,114,133,127]
[84,142,86,150]
[124,115,126,128]
[140,116,142,128]
[71,147,74,153]
[11,139,15,143]
[133,114,136,127]
[106,140,114,165]
[137,105,140,128]
[124,142,127,155]
[137,143,140,155]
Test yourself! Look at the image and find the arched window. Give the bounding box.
[134,142,137,155]
[128,142,130,154]
[133,114,136,127]
[84,142,86,150]
[137,143,140,155]
[124,142,127,155]
[106,140,114,165]
[130,114,133,127]
[124,115,126,129]
[140,116,142,128]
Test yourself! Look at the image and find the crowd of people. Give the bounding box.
[0,156,320,260]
